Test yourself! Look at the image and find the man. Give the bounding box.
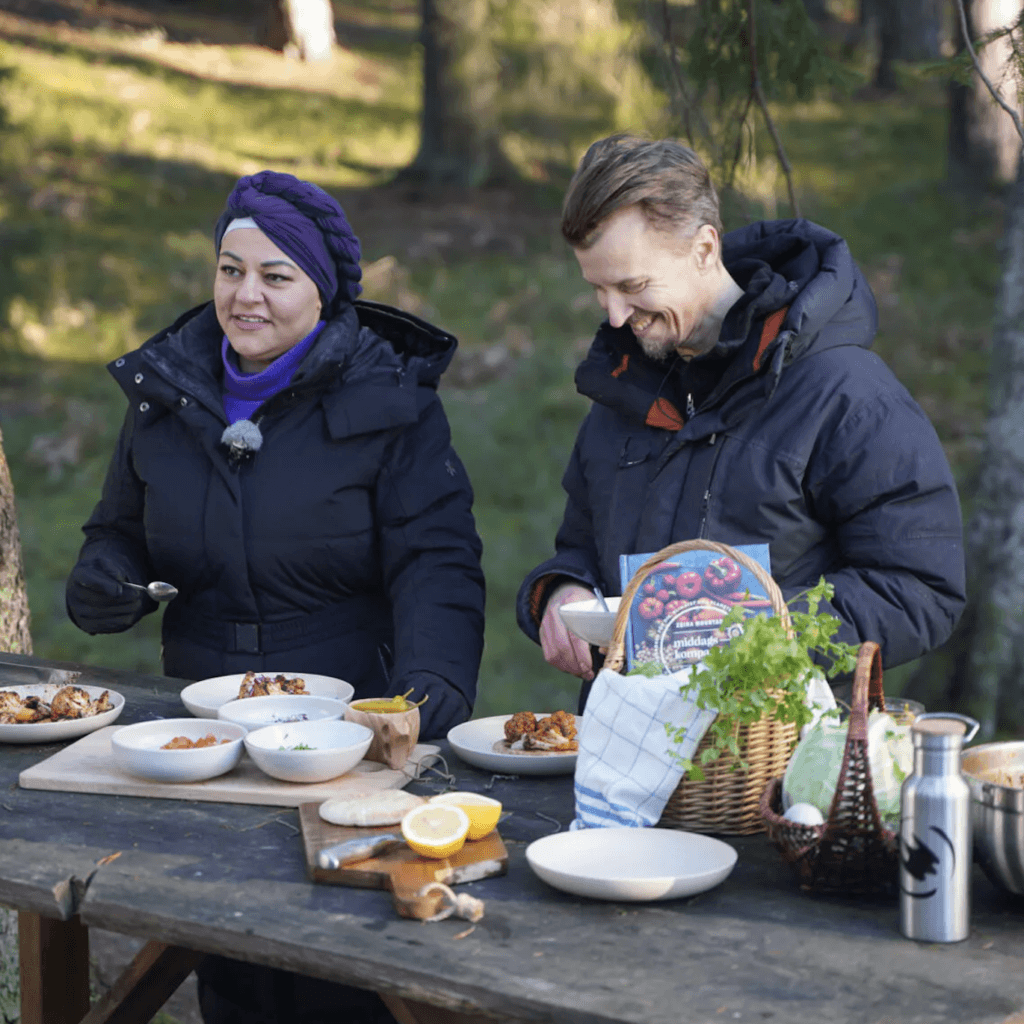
[516,135,966,703]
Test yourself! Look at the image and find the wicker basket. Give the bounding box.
[759,641,900,894]
[604,539,798,836]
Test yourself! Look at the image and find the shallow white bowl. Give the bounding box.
[111,719,246,784]
[557,597,622,647]
[243,720,373,783]
[180,673,355,719]
[217,695,348,730]
[526,827,738,902]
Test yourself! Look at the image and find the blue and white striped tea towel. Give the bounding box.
[572,666,717,830]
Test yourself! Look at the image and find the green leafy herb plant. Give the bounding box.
[666,577,859,781]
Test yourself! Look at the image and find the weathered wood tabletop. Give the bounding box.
[1,652,1023,1024]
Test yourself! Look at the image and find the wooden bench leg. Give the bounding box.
[379,993,501,1024]
[78,940,205,1024]
[18,911,90,1024]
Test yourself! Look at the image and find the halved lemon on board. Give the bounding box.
[429,792,502,841]
[400,803,470,859]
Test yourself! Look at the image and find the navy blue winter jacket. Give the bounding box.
[68,299,485,739]
[517,219,965,672]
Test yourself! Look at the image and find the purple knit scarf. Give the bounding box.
[221,321,325,424]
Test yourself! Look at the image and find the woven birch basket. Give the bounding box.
[603,539,798,836]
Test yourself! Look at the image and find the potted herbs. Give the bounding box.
[663,577,860,781]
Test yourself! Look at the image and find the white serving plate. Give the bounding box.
[244,720,373,784]
[181,673,355,719]
[447,714,577,776]
[0,684,125,744]
[111,718,246,783]
[558,597,621,647]
[526,827,738,901]
[217,695,348,729]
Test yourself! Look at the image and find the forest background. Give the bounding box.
[0,0,1015,722]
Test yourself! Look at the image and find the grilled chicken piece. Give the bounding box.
[0,691,25,718]
[522,713,578,752]
[50,686,96,720]
[504,711,537,744]
[237,672,307,699]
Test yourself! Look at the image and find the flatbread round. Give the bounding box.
[318,790,426,827]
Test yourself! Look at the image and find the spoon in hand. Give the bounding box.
[122,581,178,602]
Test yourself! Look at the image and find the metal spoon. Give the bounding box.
[593,585,611,613]
[122,581,178,602]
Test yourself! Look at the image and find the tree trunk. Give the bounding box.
[0,425,31,1021]
[948,0,1023,187]
[398,0,513,188]
[258,0,335,61]
[874,0,942,89]
[907,161,1024,736]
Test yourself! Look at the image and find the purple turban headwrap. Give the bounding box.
[214,171,362,309]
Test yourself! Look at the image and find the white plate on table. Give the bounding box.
[557,597,621,647]
[526,827,738,901]
[0,683,125,744]
[181,673,355,719]
[447,714,577,776]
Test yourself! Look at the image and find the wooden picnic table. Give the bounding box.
[0,651,1022,1024]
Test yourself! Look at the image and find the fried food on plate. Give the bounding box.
[237,672,307,699]
[504,710,578,752]
[0,684,113,725]
[504,711,537,743]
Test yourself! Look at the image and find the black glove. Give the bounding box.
[388,676,471,741]
[66,557,150,634]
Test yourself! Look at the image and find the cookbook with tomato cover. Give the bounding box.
[618,545,773,674]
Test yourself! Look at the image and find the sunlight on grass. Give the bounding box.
[0,37,418,187]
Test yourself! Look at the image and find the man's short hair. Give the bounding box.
[561,135,723,248]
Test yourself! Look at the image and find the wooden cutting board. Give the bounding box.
[18,726,440,807]
[298,802,508,920]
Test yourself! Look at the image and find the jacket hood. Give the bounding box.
[109,299,458,422]
[721,218,878,364]
[575,218,878,427]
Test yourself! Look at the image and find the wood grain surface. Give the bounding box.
[17,726,440,807]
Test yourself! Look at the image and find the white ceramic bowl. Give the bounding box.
[243,720,373,783]
[557,597,622,647]
[526,827,738,902]
[111,718,246,784]
[217,695,348,730]
[180,673,355,719]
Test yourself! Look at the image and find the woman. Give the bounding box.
[66,171,485,1024]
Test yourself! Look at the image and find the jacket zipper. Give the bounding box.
[697,432,725,539]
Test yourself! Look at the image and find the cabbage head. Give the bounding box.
[782,711,913,827]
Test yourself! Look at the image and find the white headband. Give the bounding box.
[221,216,259,237]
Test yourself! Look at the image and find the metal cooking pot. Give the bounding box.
[961,740,1024,895]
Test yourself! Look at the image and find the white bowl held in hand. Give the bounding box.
[243,720,373,783]
[111,719,246,783]
[217,695,348,730]
[557,596,622,647]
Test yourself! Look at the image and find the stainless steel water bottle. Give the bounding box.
[899,712,980,942]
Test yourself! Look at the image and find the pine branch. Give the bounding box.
[953,0,1024,145]
[746,0,801,217]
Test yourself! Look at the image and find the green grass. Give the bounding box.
[0,6,1005,712]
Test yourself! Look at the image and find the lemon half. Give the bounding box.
[429,791,502,840]
[400,803,470,859]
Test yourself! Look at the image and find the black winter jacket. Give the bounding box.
[68,300,485,739]
[517,219,965,672]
